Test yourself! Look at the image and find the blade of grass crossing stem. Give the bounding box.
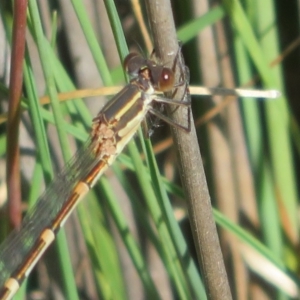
[100,176,162,299]
[77,173,125,299]
[89,191,126,300]
[143,138,207,299]
[127,138,191,299]
[111,162,165,252]
[74,198,105,297]
[112,157,186,260]
[77,190,126,300]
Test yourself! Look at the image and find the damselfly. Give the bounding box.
[0,47,280,299]
[0,51,190,300]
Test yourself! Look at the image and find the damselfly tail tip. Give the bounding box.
[267,89,281,99]
[234,88,281,99]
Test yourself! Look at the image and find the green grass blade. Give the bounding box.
[143,138,207,299]
[70,0,113,86]
[223,0,298,240]
[177,5,225,43]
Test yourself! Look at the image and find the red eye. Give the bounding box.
[158,68,175,91]
[124,53,145,76]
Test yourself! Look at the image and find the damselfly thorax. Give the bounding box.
[88,52,189,184]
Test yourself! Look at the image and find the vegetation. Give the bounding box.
[0,0,299,299]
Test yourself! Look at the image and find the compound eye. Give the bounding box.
[124,53,145,76]
[158,68,175,91]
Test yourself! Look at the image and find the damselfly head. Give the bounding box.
[124,52,176,92]
[152,67,175,92]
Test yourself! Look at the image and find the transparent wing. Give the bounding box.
[0,137,101,286]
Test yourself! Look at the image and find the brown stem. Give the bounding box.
[6,0,28,229]
[144,1,232,299]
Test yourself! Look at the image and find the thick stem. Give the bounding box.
[144,1,232,299]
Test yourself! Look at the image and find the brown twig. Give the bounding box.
[144,1,232,299]
[6,0,28,229]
